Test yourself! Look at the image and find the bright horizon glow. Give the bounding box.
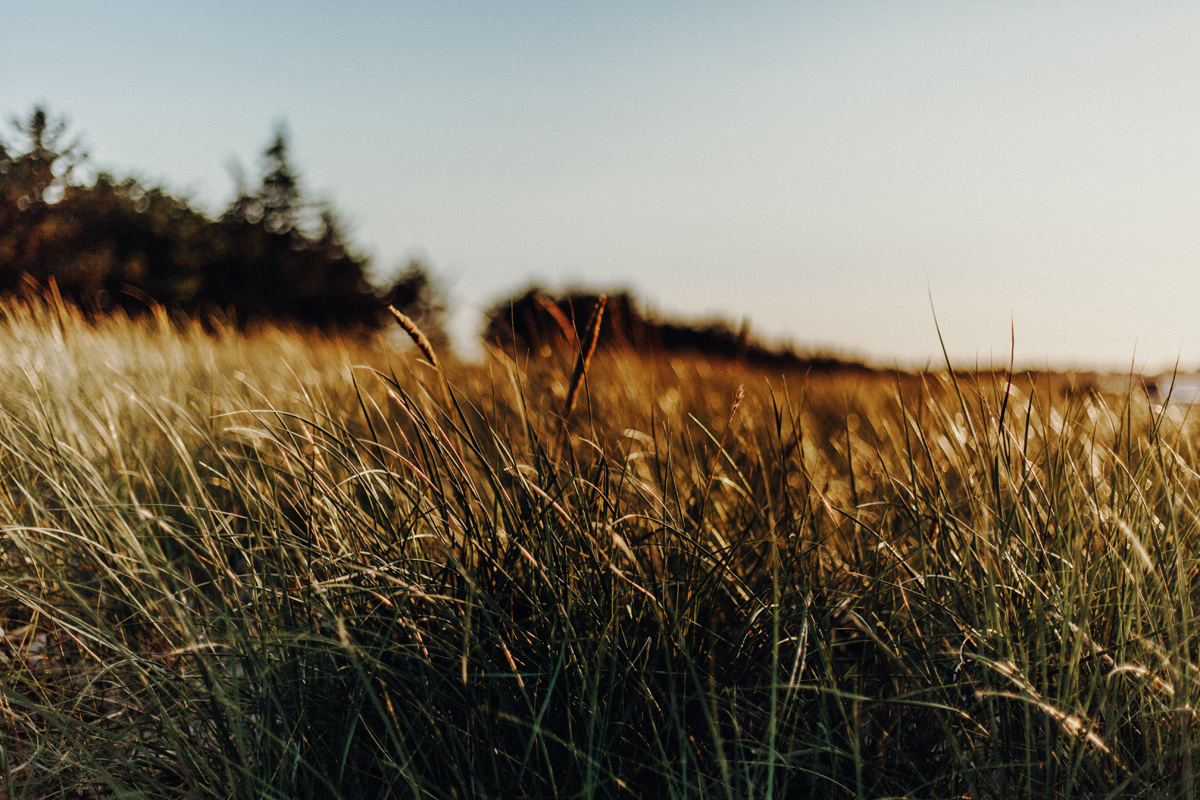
[4,1,1200,372]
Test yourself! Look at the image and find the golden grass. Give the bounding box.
[0,291,1197,798]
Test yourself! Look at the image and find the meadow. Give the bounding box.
[0,291,1197,799]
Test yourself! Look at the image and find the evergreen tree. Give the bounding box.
[206,125,383,326]
[0,105,447,337]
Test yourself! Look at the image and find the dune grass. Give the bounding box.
[0,294,1199,798]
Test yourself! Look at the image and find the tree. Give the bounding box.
[225,122,302,234]
[0,106,85,210]
[259,128,301,233]
[0,105,441,334]
[204,124,394,329]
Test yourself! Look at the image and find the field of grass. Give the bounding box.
[1,293,1199,798]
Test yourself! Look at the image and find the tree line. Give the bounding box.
[484,288,871,373]
[2,106,861,369]
[0,106,441,334]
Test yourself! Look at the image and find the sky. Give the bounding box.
[4,1,1200,371]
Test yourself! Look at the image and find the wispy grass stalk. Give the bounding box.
[557,294,606,454]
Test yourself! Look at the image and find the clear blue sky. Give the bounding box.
[5,1,1200,369]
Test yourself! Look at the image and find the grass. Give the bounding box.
[1,292,1199,798]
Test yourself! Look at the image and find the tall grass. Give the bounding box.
[1,293,1198,798]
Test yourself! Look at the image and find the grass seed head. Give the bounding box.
[389,304,440,370]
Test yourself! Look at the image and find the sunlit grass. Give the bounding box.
[1,293,1198,798]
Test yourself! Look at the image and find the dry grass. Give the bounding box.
[0,291,1197,798]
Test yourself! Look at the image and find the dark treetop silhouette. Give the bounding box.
[0,107,440,333]
[484,287,871,373]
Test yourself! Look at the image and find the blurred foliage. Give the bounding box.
[485,286,871,372]
[0,107,443,336]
